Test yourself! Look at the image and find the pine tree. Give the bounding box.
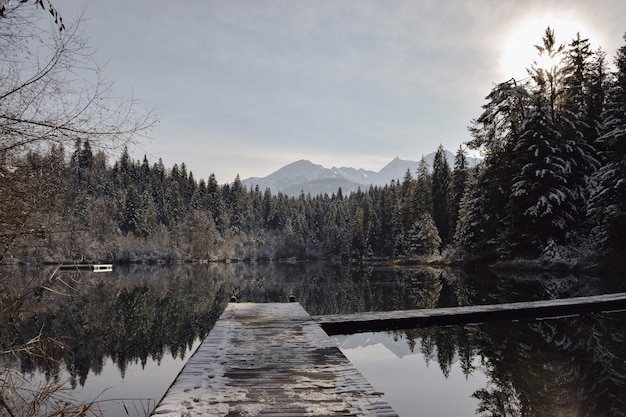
[529,27,565,120]
[116,146,133,188]
[415,157,433,215]
[431,145,453,246]
[400,158,440,256]
[152,159,167,226]
[559,33,602,224]
[454,166,483,252]
[227,174,248,233]
[466,78,530,253]
[70,139,94,195]
[562,33,593,123]
[405,212,441,257]
[450,146,469,236]
[588,48,609,137]
[400,169,417,233]
[378,183,402,257]
[122,185,142,236]
[165,181,183,227]
[325,197,350,259]
[509,96,573,254]
[351,191,374,259]
[206,173,227,233]
[140,190,157,238]
[588,33,626,251]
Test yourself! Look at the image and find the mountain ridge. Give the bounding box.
[241,150,480,197]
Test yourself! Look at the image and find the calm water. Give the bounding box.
[6,262,626,416]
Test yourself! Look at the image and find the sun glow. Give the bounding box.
[499,15,598,82]
[535,47,561,74]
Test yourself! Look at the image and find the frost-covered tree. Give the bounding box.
[450,146,469,235]
[397,158,440,256]
[562,33,594,122]
[0,3,153,414]
[558,34,602,223]
[588,33,626,252]
[405,212,441,257]
[432,145,452,246]
[140,189,158,237]
[165,180,183,226]
[462,27,611,258]
[351,191,374,260]
[379,182,403,257]
[206,173,227,232]
[454,166,481,251]
[0,2,152,263]
[400,168,417,233]
[464,79,530,253]
[122,185,141,236]
[509,96,574,255]
[503,28,595,254]
[415,157,433,215]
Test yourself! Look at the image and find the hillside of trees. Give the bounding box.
[2,141,468,264]
[2,29,626,271]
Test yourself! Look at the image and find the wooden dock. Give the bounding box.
[315,292,626,335]
[58,263,113,272]
[152,302,398,417]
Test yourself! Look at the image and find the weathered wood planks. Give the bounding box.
[152,302,397,417]
[315,292,626,335]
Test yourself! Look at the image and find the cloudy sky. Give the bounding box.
[60,0,626,183]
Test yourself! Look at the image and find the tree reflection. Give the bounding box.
[379,270,626,417]
[3,263,626,416]
[470,312,626,416]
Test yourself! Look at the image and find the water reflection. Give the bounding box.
[2,263,626,416]
[332,331,488,417]
[335,309,626,416]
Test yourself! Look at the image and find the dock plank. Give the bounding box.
[152,303,397,417]
[315,292,626,335]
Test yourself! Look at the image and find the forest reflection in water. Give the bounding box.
[4,262,626,416]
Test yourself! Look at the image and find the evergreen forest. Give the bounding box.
[2,25,626,270]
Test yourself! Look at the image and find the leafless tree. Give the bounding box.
[0,1,155,160]
[1,2,155,416]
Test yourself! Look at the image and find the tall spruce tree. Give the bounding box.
[400,169,417,235]
[404,157,440,256]
[450,146,469,236]
[530,27,565,121]
[588,33,626,252]
[464,78,529,253]
[503,28,581,254]
[431,145,453,246]
[509,95,573,254]
[559,33,602,224]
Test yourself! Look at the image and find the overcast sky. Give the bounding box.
[60,0,626,183]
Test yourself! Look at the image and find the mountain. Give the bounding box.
[330,331,460,365]
[241,151,480,197]
[331,332,417,360]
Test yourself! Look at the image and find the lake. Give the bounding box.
[6,262,626,416]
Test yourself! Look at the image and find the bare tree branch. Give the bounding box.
[0,6,156,159]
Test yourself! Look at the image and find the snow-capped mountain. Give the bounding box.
[241,150,480,196]
[330,332,418,360]
[329,331,462,366]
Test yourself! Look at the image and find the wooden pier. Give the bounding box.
[315,291,626,335]
[152,293,626,416]
[58,263,113,272]
[152,302,398,417]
